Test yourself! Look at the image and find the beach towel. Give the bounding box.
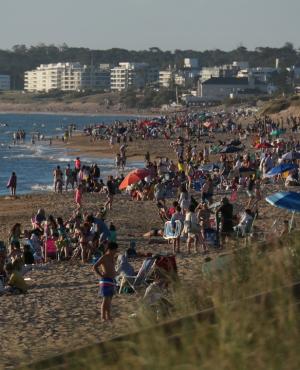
[163,220,182,240]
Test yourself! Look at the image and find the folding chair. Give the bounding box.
[119,257,156,294]
[163,220,182,240]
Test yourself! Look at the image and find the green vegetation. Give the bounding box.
[22,233,300,370]
[120,88,177,109]
[1,43,300,89]
[261,95,300,114]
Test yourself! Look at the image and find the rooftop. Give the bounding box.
[202,77,249,85]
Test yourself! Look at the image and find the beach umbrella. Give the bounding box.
[220,146,242,153]
[281,151,300,160]
[119,168,150,190]
[266,192,300,213]
[270,129,284,136]
[265,163,298,177]
[255,143,272,149]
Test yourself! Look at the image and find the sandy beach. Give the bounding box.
[1,107,300,369]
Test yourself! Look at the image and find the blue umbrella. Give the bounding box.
[265,163,298,177]
[266,191,300,213]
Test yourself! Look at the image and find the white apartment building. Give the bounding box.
[159,70,173,88]
[24,63,110,92]
[0,75,10,90]
[184,58,199,69]
[110,63,158,91]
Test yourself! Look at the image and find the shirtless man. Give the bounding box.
[93,242,118,321]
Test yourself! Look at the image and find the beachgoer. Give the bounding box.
[105,176,115,211]
[7,172,17,196]
[93,242,118,321]
[75,184,83,210]
[53,166,63,193]
[216,197,234,246]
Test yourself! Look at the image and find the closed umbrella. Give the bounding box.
[265,163,298,177]
[119,168,150,190]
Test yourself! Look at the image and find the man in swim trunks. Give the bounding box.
[93,242,118,321]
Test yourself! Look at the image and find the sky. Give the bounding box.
[0,0,299,51]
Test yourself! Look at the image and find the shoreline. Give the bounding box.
[0,110,156,118]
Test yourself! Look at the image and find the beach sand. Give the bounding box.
[2,112,300,368]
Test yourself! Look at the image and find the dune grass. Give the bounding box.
[20,232,300,370]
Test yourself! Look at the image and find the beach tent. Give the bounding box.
[265,163,298,177]
[219,146,242,153]
[266,192,300,213]
[119,168,150,190]
[281,151,300,161]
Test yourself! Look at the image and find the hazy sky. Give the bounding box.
[0,0,299,51]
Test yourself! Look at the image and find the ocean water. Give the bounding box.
[0,113,142,195]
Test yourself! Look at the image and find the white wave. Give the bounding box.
[31,184,53,192]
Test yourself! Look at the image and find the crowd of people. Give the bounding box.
[2,108,300,321]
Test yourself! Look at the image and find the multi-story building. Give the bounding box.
[24,63,110,92]
[237,67,277,82]
[184,58,199,69]
[110,62,158,91]
[159,69,174,88]
[200,65,239,82]
[0,75,10,90]
[198,76,273,100]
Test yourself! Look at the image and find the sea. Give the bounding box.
[0,113,143,195]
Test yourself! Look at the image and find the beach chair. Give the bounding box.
[119,257,156,294]
[163,220,182,240]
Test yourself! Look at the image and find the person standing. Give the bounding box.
[105,176,116,211]
[53,166,63,193]
[65,164,74,191]
[93,242,118,322]
[7,172,17,197]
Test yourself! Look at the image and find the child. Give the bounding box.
[93,242,118,321]
[4,262,28,294]
[75,184,83,210]
[23,244,34,265]
[108,223,117,243]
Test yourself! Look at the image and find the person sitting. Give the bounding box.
[234,209,254,237]
[116,253,135,282]
[285,172,300,187]
[4,262,28,294]
[142,270,172,320]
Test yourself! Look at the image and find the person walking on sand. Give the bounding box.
[7,172,17,197]
[93,242,118,322]
[75,184,83,210]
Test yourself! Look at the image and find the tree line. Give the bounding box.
[0,43,299,89]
